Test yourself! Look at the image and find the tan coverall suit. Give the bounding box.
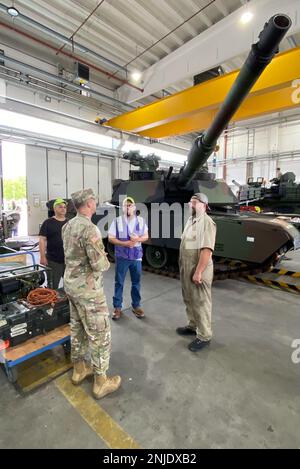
[179,212,216,341]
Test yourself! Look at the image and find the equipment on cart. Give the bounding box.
[0,288,69,348]
[0,252,51,304]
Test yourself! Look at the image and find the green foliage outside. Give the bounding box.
[3,176,26,201]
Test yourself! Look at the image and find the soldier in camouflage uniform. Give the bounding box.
[62,188,121,399]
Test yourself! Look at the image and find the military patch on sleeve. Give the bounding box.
[90,226,101,244]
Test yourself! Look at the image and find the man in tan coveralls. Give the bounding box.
[62,188,121,399]
[177,193,216,352]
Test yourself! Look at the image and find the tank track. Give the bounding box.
[106,250,281,282]
[142,256,277,282]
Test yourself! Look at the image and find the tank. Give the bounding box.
[95,14,300,272]
[238,173,300,215]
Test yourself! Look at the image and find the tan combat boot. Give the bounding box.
[93,374,122,399]
[71,360,93,385]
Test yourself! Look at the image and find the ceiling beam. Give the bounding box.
[12,0,163,68]
[160,0,199,37]
[104,45,300,138]
[137,88,300,138]
[117,0,300,103]
[104,0,173,56]
[214,0,229,17]
[189,0,213,27]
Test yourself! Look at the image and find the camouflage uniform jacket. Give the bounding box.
[62,214,110,299]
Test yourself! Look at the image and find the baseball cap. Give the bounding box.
[191,193,209,205]
[53,198,66,208]
[123,196,135,205]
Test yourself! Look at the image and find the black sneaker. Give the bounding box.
[176,326,196,336]
[188,338,211,352]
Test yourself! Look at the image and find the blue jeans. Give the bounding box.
[113,257,142,309]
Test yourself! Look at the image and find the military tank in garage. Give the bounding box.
[238,172,300,215]
[95,13,300,275]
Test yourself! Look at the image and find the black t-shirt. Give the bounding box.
[39,218,68,264]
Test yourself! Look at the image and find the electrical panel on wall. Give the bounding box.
[74,62,90,84]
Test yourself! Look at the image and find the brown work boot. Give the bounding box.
[132,307,145,318]
[93,374,122,399]
[112,308,122,320]
[71,360,93,385]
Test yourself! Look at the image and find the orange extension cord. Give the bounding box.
[27,288,58,306]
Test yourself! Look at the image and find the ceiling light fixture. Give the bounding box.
[240,11,253,24]
[7,6,19,17]
[131,71,142,82]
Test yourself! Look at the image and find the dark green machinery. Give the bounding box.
[0,261,49,304]
[95,14,300,271]
[124,150,161,176]
[238,172,300,215]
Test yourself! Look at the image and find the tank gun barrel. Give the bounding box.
[178,14,291,187]
[232,179,242,188]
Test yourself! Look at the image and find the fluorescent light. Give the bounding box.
[0,110,113,149]
[131,71,142,82]
[240,11,253,24]
[7,6,19,17]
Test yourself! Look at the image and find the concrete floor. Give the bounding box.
[0,252,300,449]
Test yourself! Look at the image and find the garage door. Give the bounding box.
[26,145,113,235]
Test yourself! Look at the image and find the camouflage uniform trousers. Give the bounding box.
[180,259,214,342]
[67,294,111,376]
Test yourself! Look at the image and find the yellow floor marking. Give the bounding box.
[20,363,71,392]
[16,350,72,392]
[55,374,141,449]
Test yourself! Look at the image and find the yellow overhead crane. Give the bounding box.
[102,46,300,139]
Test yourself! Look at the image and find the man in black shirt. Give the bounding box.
[39,198,68,289]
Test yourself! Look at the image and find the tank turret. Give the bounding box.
[123,151,160,172]
[123,151,162,181]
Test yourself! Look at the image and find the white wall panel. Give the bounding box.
[121,160,130,180]
[217,121,300,185]
[99,158,112,202]
[254,129,270,156]
[48,150,66,199]
[253,160,274,181]
[0,79,5,104]
[278,124,300,152]
[7,83,34,105]
[215,166,224,180]
[84,156,98,196]
[229,135,248,158]
[66,153,83,197]
[26,145,48,235]
[5,83,96,121]
[226,163,247,186]
[277,159,300,180]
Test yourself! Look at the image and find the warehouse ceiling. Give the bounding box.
[0,0,244,96]
[0,0,299,132]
